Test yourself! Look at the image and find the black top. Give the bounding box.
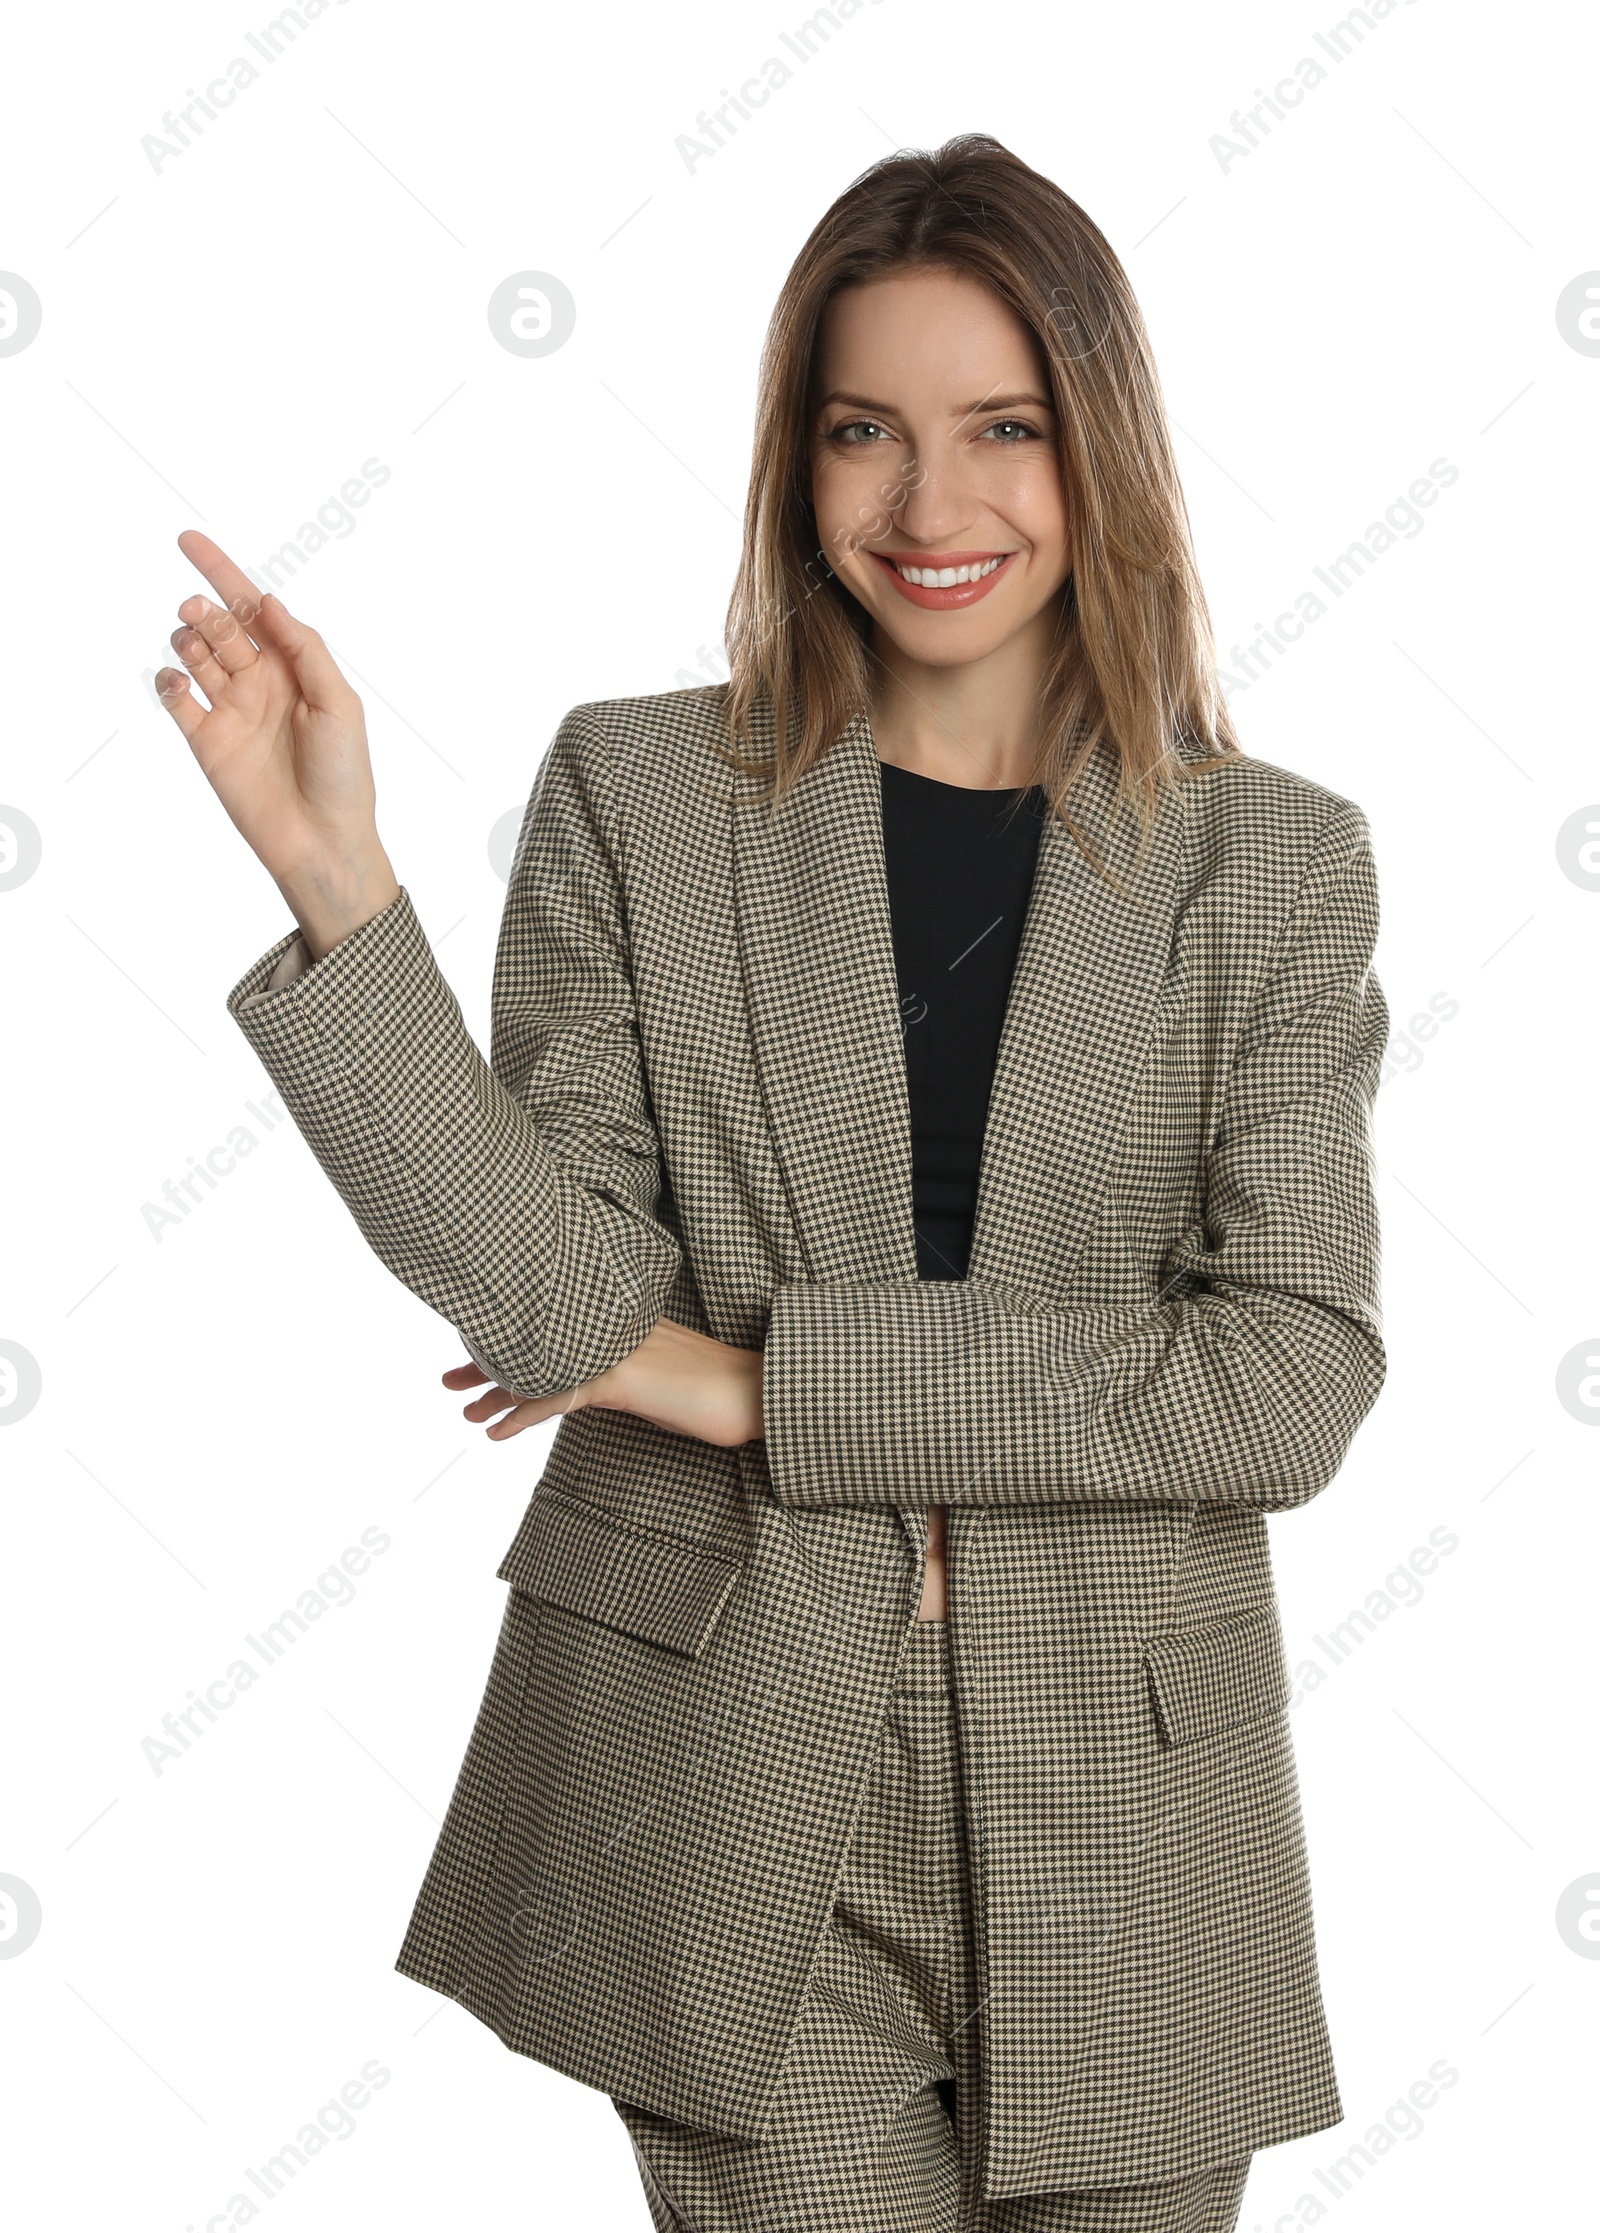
[878,760,1048,1280]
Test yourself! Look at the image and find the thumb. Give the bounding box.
[255,594,353,712]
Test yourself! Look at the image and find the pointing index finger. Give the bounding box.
[176,529,265,632]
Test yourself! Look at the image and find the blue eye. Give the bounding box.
[832,419,891,444]
[983,419,1040,443]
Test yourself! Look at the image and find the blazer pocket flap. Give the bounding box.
[1144,1602,1290,1747]
[496,1490,744,1659]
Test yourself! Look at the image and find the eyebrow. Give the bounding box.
[815,389,1055,419]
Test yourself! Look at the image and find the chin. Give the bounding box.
[871,610,1030,665]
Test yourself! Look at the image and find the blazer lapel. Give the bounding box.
[730,702,1188,1296]
[730,704,919,1283]
[968,742,1187,1295]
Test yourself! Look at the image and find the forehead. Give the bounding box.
[813,269,1046,394]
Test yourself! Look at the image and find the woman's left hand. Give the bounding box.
[444,1317,765,1448]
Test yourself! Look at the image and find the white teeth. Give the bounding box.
[894,556,1006,586]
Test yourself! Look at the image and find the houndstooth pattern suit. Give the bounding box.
[225,686,1387,2205]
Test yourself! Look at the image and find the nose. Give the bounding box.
[888,435,982,549]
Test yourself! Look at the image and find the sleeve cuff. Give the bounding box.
[225,885,420,1054]
[265,935,314,992]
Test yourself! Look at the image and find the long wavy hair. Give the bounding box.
[719,132,1241,853]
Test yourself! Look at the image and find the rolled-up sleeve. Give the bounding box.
[226,705,682,1399]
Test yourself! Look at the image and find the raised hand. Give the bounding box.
[156,529,399,959]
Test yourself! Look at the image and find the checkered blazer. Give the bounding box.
[226,686,1387,2203]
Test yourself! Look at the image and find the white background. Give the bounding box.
[2,1,1595,2226]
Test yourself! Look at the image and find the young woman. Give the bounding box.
[156,135,1386,2233]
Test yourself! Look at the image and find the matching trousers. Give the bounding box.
[612,1619,1251,2233]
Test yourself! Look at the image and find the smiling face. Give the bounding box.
[807,266,1073,672]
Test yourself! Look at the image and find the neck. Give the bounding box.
[864,605,1055,790]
